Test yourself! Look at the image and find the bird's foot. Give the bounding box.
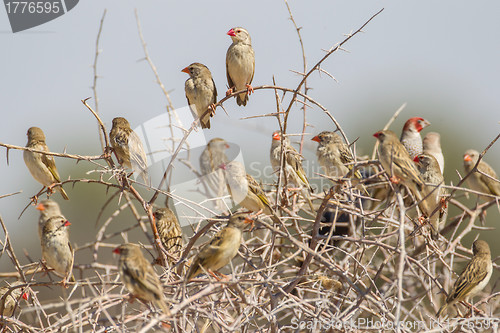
[208,104,217,117]
[440,197,448,209]
[209,270,229,282]
[389,176,400,184]
[225,87,234,97]
[246,84,254,95]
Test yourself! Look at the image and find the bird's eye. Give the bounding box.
[236,30,241,33]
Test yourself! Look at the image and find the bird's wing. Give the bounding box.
[40,145,62,183]
[212,78,218,103]
[477,162,500,196]
[246,174,271,208]
[226,48,236,89]
[127,131,149,183]
[448,258,489,303]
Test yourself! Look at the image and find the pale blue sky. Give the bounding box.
[1,1,500,258]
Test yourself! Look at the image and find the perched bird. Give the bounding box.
[200,138,230,204]
[36,199,65,239]
[423,132,444,175]
[182,63,217,129]
[399,117,430,159]
[40,216,74,285]
[311,131,350,178]
[414,154,447,239]
[373,130,430,215]
[23,127,69,200]
[109,117,149,185]
[311,131,367,194]
[113,243,170,315]
[0,282,28,317]
[186,213,253,281]
[226,27,255,106]
[270,131,312,192]
[221,161,279,223]
[436,240,492,318]
[154,208,183,261]
[463,149,500,198]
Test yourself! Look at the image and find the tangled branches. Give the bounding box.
[0,5,499,333]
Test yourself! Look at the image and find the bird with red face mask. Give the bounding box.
[226,27,255,106]
[400,117,430,159]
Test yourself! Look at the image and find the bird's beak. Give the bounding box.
[422,119,431,127]
[227,28,236,37]
[413,156,420,163]
[219,163,227,170]
[373,132,381,138]
[63,220,71,227]
[272,132,281,141]
[113,247,120,255]
[181,67,190,74]
[311,136,320,142]
[464,154,472,162]
[22,292,28,301]
[225,143,230,149]
[36,203,45,211]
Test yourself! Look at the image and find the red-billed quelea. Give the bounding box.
[414,154,447,240]
[423,132,444,175]
[400,117,430,159]
[182,63,217,129]
[373,130,430,215]
[463,149,500,198]
[23,127,69,200]
[226,27,255,106]
[436,240,492,318]
[40,216,74,286]
[109,117,149,185]
[113,243,170,315]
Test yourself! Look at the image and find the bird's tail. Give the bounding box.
[59,187,69,200]
[436,303,447,318]
[236,93,248,106]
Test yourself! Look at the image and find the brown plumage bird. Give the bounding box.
[23,127,69,200]
[0,282,28,317]
[109,117,149,185]
[423,132,444,175]
[154,208,183,262]
[182,63,217,129]
[463,149,500,199]
[200,138,230,205]
[186,213,252,281]
[436,240,492,318]
[373,130,430,216]
[36,199,65,239]
[226,27,255,106]
[221,161,279,223]
[113,243,170,315]
[414,154,447,239]
[40,216,74,285]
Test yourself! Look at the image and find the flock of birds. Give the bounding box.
[0,25,497,324]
